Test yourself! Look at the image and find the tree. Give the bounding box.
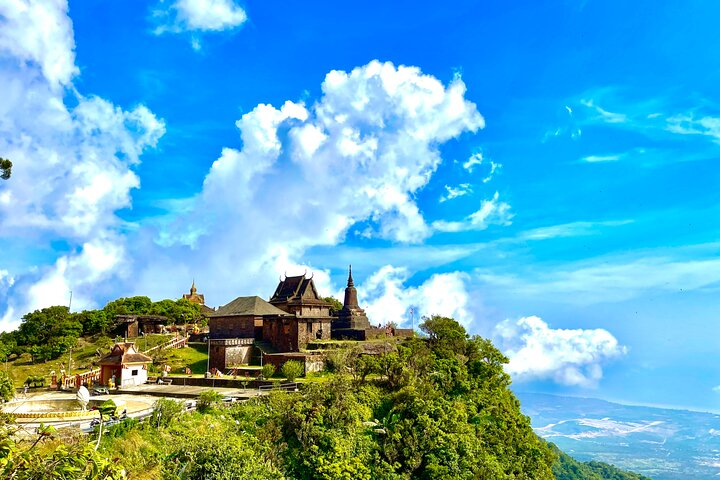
[323,297,343,314]
[0,157,11,180]
[281,360,304,381]
[0,371,14,401]
[16,306,81,361]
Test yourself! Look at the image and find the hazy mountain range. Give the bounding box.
[518,392,720,480]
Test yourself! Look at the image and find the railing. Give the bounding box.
[144,335,188,354]
[258,382,299,392]
[209,338,254,346]
[61,368,101,390]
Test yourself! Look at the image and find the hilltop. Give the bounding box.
[1,311,652,479]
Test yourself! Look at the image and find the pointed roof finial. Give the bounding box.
[347,265,354,287]
[190,279,197,295]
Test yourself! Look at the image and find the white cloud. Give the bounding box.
[134,60,484,306]
[666,114,720,143]
[0,0,77,89]
[581,98,628,124]
[0,0,164,329]
[463,152,483,172]
[581,154,621,163]
[462,152,501,182]
[439,183,472,202]
[494,315,627,387]
[152,0,248,35]
[432,191,512,232]
[361,266,473,328]
[517,219,633,241]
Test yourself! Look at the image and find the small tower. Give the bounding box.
[335,265,370,330]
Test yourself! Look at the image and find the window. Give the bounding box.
[308,322,313,332]
[131,369,138,376]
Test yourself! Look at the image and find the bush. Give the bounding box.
[197,390,223,413]
[281,360,304,381]
[261,363,276,380]
[152,398,184,427]
[24,375,45,388]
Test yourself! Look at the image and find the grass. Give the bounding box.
[156,343,208,374]
[5,334,178,386]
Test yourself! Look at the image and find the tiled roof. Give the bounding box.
[98,342,152,365]
[211,296,290,317]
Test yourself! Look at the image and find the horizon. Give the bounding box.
[1,0,719,411]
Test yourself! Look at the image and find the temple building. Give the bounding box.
[182,280,214,314]
[205,267,408,375]
[207,296,291,370]
[266,274,333,351]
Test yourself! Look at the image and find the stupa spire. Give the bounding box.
[347,265,354,287]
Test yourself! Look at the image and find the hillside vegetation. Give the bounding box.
[1,315,651,479]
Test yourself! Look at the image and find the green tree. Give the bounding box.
[0,371,15,401]
[281,360,304,381]
[0,157,11,180]
[102,296,153,319]
[323,297,344,314]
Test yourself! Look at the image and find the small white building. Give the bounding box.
[98,342,152,388]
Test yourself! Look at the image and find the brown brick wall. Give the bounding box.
[209,315,255,339]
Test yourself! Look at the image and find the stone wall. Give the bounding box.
[263,352,326,374]
[209,339,254,370]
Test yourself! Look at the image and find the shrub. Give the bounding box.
[261,363,276,380]
[24,375,46,388]
[197,390,223,413]
[152,398,184,427]
[281,360,304,381]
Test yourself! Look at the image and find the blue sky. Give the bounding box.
[1,0,719,410]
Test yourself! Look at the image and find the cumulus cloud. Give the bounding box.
[0,0,164,328]
[432,191,512,232]
[360,266,473,328]
[494,316,627,387]
[152,0,248,49]
[0,0,78,89]
[137,60,485,305]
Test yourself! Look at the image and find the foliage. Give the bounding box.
[0,311,648,480]
[323,296,344,314]
[281,360,304,381]
[14,306,81,362]
[151,398,184,428]
[197,390,223,413]
[262,363,276,380]
[0,157,11,180]
[0,422,125,479]
[24,375,45,388]
[0,372,14,402]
